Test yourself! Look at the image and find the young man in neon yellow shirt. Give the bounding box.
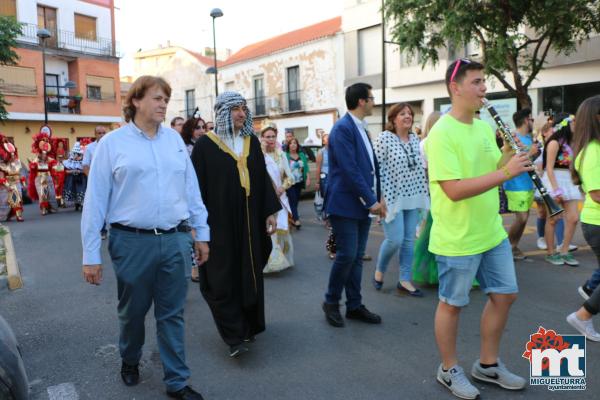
[426,59,532,399]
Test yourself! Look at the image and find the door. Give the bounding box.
[286,66,300,111]
[45,74,60,112]
[37,5,58,47]
[253,76,265,115]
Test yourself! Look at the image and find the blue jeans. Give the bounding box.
[436,239,518,307]
[286,182,303,221]
[108,228,193,392]
[376,209,420,282]
[325,215,371,310]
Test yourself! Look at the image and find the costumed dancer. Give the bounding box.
[0,134,25,221]
[63,142,87,211]
[28,131,57,215]
[51,139,66,208]
[260,121,295,273]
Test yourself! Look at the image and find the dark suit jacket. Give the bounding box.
[324,113,380,219]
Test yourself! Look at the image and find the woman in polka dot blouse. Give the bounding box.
[372,103,429,296]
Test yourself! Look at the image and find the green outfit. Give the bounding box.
[575,139,600,225]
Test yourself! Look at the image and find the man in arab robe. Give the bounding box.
[191,92,281,358]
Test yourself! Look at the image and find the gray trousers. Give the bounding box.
[108,227,193,392]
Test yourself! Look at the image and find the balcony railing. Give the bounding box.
[17,22,119,58]
[45,94,81,114]
[247,96,267,116]
[279,90,303,113]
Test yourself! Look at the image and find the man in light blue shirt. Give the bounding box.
[81,76,208,400]
[82,125,107,176]
[82,125,108,238]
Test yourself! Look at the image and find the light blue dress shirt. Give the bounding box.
[82,140,97,167]
[81,122,210,265]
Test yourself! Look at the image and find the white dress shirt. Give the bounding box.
[349,112,377,207]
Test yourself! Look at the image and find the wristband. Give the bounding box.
[501,165,512,179]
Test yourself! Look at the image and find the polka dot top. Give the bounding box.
[375,130,428,222]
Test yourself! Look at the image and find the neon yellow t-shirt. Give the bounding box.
[575,140,600,225]
[425,114,507,256]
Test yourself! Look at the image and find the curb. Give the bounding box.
[3,227,22,290]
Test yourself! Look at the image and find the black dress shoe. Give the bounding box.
[396,283,424,297]
[322,302,344,327]
[345,305,382,324]
[229,343,249,358]
[120,361,139,386]
[167,385,204,400]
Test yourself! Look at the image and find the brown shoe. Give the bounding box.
[362,254,372,261]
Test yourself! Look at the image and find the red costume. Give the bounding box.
[28,131,57,215]
[50,138,68,207]
[0,134,25,221]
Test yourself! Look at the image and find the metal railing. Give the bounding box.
[45,94,81,114]
[247,96,267,116]
[17,22,119,57]
[279,90,303,113]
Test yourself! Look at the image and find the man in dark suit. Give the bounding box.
[322,83,386,327]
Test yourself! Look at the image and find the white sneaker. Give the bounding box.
[536,237,547,250]
[567,312,600,342]
[437,364,480,399]
[471,359,526,390]
[557,243,579,252]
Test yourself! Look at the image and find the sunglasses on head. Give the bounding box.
[450,58,472,82]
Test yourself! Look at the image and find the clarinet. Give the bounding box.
[482,99,564,217]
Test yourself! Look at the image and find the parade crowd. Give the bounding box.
[4,58,597,400]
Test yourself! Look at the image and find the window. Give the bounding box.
[253,76,265,115]
[37,5,57,47]
[75,14,97,41]
[225,81,235,92]
[286,66,301,111]
[185,89,195,117]
[0,65,37,95]
[87,85,101,100]
[86,75,115,100]
[358,25,382,76]
[0,0,16,17]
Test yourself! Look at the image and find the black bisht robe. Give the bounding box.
[192,133,281,346]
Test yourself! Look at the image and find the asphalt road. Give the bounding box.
[0,201,598,400]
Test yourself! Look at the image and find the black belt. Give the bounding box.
[110,222,191,235]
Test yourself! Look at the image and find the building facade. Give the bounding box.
[130,46,218,125]
[343,0,600,135]
[218,17,345,145]
[0,0,121,159]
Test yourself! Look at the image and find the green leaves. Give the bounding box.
[384,0,600,108]
[0,16,21,122]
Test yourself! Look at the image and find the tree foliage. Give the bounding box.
[384,0,600,108]
[0,16,22,122]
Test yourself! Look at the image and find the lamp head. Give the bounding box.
[210,8,223,18]
[37,28,51,39]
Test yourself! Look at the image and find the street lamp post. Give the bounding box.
[210,8,223,98]
[37,28,51,125]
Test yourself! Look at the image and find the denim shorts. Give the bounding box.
[436,238,518,307]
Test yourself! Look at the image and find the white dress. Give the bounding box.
[263,150,295,273]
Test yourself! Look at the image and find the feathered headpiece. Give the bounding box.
[0,133,17,162]
[31,131,52,156]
